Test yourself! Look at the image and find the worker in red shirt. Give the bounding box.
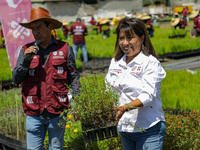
[69,18,88,62]
[90,16,98,35]
[190,10,200,38]
[62,20,69,39]
[182,6,189,22]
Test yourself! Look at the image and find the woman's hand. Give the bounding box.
[114,105,128,121]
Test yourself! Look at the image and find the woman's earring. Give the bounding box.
[141,43,145,52]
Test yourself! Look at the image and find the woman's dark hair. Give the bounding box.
[114,18,157,61]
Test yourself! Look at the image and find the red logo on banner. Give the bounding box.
[0,0,34,70]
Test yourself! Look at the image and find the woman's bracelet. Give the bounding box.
[125,103,130,111]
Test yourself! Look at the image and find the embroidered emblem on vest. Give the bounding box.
[27,96,34,104]
[58,95,66,102]
[53,51,57,55]
[53,50,64,59]
[29,69,35,76]
[57,67,64,74]
[59,51,63,56]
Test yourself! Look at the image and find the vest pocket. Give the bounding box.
[26,58,40,82]
[22,87,40,111]
[52,60,67,79]
[52,87,69,109]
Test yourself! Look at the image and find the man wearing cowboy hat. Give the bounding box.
[12,7,80,149]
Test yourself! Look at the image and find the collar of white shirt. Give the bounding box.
[120,51,146,67]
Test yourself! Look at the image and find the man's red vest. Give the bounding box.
[22,40,70,116]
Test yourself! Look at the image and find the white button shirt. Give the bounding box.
[105,52,166,132]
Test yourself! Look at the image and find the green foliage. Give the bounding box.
[168,29,186,36]
[0,88,26,140]
[161,70,200,112]
[0,48,12,81]
[57,29,65,41]
[164,111,200,149]
[63,75,119,130]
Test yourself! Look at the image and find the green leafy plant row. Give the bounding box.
[161,70,200,112]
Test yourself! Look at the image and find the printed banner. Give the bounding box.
[0,0,34,71]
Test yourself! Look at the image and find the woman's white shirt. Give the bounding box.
[105,52,166,132]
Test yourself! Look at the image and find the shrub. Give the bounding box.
[62,75,119,130]
[163,111,200,149]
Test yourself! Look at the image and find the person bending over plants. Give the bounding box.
[105,18,166,150]
[12,7,80,150]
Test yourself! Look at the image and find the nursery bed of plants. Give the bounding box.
[0,71,199,149]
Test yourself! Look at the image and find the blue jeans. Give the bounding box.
[73,43,88,62]
[26,115,66,150]
[119,121,166,150]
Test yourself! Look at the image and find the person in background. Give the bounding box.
[12,7,80,150]
[99,18,111,38]
[62,20,69,40]
[182,6,189,22]
[171,12,187,30]
[105,18,166,150]
[69,18,88,62]
[96,17,104,35]
[189,10,200,38]
[90,16,98,35]
[141,14,154,37]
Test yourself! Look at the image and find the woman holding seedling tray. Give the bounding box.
[105,18,166,150]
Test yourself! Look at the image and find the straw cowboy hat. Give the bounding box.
[174,12,179,16]
[100,18,110,25]
[118,14,126,21]
[136,14,143,19]
[140,14,151,20]
[189,10,199,18]
[19,7,62,29]
[96,17,105,23]
[171,18,180,26]
[62,20,69,26]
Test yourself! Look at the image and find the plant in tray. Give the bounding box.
[62,75,119,142]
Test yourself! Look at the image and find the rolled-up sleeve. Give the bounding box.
[137,60,166,107]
